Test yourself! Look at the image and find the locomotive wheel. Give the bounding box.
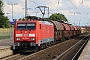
[43,44,46,49]
[56,40,58,44]
[38,46,43,50]
[67,37,70,40]
[38,46,41,51]
[45,43,49,48]
[13,49,18,54]
[36,46,38,51]
[45,43,48,48]
[50,41,53,46]
[41,45,44,50]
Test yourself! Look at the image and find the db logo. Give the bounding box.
[25,31,27,33]
[24,34,28,37]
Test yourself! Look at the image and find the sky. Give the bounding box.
[3,0,90,26]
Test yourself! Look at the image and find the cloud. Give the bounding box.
[45,0,62,10]
[13,4,24,14]
[3,0,90,26]
[3,1,11,15]
[3,1,24,16]
[3,1,25,21]
[29,0,62,10]
[70,0,90,8]
[71,0,81,6]
[83,1,90,8]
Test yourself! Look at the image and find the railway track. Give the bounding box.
[0,40,78,60]
[1,54,27,60]
[16,33,90,60]
[54,34,90,60]
[1,33,89,60]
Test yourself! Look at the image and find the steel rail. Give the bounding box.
[18,41,63,60]
[1,54,26,60]
[72,35,90,60]
[53,34,90,60]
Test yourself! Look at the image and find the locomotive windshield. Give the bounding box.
[17,23,36,30]
[27,23,36,30]
[17,24,26,30]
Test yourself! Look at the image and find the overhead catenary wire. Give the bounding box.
[28,0,68,17]
[29,0,39,5]
[68,0,86,20]
[69,0,80,14]
[27,0,87,22]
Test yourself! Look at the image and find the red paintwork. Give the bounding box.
[76,26,81,34]
[60,22,71,38]
[73,26,78,35]
[69,25,74,30]
[36,21,54,45]
[50,21,64,30]
[73,26,77,30]
[61,23,70,30]
[14,20,54,46]
[14,20,37,43]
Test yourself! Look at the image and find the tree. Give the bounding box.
[49,13,68,22]
[0,0,10,28]
[19,18,25,21]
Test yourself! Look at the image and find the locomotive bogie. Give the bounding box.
[13,43,38,52]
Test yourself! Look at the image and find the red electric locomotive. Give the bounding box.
[13,17,54,52]
[13,16,82,52]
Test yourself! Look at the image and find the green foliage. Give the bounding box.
[44,18,49,20]
[0,16,10,28]
[0,0,10,28]
[49,13,68,22]
[19,18,25,21]
[0,0,3,9]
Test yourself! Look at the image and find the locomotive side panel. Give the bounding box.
[37,21,54,46]
[13,20,54,52]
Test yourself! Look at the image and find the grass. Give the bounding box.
[0,28,11,39]
[0,28,10,36]
[0,35,10,40]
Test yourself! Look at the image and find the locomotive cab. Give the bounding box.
[13,20,38,52]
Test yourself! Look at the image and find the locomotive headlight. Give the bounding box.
[16,38,20,40]
[31,38,35,40]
